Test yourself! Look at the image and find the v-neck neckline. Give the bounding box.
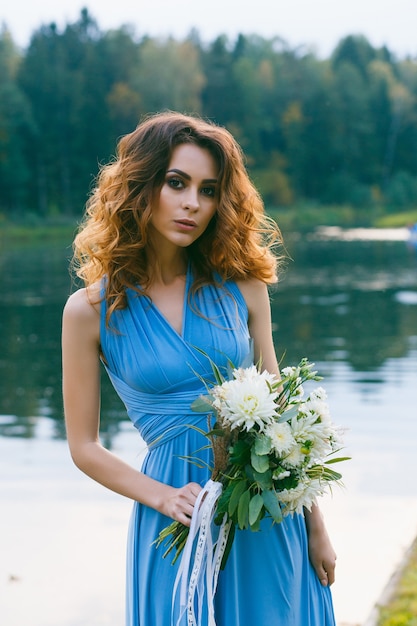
[149,264,191,339]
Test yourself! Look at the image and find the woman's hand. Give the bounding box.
[160,482,203,527]
[307,524,337,586]
[305,504,337,586]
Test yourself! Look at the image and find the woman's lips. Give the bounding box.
[174,219,197,230]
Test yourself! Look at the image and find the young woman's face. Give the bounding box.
[150,143,219,252]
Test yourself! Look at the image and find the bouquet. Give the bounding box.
[156,355,348,625]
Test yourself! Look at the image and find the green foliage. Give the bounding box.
[377,539,417,626]
[261,490,283,524]
[375,209,417,228]
[269,204,373,232]
[1,12,417,220]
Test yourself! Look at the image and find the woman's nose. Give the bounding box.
[182,187,199,210]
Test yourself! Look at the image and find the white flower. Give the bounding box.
[273,469,291,480]
[232,365,260,383]
[281,366,298,377]
[290,413,318,443]
[282,445,305,468]
[213,372,278,432]
[233,365,279,388]
[289,413,333,462]
[310,386,327,402]
[265,421,296,455]
[279,479,325,516]
[301,392,330,424]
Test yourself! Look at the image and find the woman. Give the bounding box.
[62,111,337,625]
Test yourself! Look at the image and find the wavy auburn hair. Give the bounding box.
[73,111,283,317]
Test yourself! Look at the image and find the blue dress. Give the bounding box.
[100,266,336,626]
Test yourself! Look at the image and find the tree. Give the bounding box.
[0,27,35,214]
[133,37,205,114]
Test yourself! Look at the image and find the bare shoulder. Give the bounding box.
[236,277,271,315]
[63,285,101,342]
[64,284,100,316]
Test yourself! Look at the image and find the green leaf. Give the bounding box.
[176,455,212,470]
[192,346,225,385]
[262,489,283,524]
[191,396,214,413]
[307,465,342,481]
[253,434,272,455]
[278,404,298,423]
[322,468,342,481]
[251,449,270,473]
[205,428,225,437]
[244,463,255,482]
[215,484,235,524]
[237,489,251,529]
[228,480,248,517]
[229,440,251,465]
[249,493,264,526]
[252,468,273,490]
[325,456,351,464]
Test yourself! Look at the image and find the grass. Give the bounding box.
[376,537,417,626]
[374,209,417,228]
[0,217,77,248]
[268,205,417,233]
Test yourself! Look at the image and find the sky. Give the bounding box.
[1,0,417,59]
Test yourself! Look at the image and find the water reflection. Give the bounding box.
[0,236,416,442]
[273,237,417,372]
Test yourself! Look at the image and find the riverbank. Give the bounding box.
[363,535,417,626]
[0,218,77,248]
[1,206,417,247]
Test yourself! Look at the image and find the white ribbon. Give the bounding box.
[172,479,232,626]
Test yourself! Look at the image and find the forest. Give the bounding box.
[1,7,417,223]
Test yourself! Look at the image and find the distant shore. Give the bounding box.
[1,211,416,248]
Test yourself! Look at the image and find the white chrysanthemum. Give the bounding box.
[281,366,298,377]
[213,373,278,432]
[279,479,325,516]
[290,413,333,461]
[327,424,345,451]
[290,413,318,443]
[265,421,296,456]
[310,386,327,402]
[232,365,260,383]
[233,365,279,388]
[282,444,305,468]
[301,394,330,424]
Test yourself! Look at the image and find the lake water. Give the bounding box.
[1,230,417,626]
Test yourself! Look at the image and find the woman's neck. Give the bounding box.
[147,251,188,286]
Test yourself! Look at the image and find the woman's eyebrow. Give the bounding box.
[166,168,218,184]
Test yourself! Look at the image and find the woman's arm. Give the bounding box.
[62,288,201,526]
[237,278,278,374]
[237,278,337,585]
[304,504,337,586]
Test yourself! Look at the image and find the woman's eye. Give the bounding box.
[167,178,184,189]
[201,186,215,197]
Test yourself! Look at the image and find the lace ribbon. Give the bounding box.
[172,479,232,626]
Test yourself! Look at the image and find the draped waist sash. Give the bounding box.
[104,366,209,449]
